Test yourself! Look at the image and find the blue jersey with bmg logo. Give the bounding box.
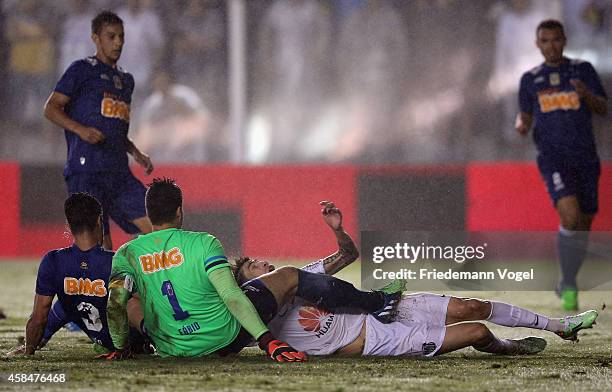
[55,57,134,177]
[519,57,607,161]
[36,244,115,348]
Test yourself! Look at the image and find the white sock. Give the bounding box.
[544,318,564,333]
[487,301,549,330]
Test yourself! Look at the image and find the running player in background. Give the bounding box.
[6,193,146,356]
[43,10,153,250]
[234,201,598,357]
[516,19,608,310]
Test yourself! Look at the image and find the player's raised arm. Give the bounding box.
[43,91,105,144]
[303,201,359,276]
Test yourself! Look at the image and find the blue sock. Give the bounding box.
[557,228,588,290]
[296,269,383,312]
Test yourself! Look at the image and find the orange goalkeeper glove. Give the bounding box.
[264,339,307,362]
[95,347,134,360]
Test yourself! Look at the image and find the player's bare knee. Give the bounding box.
[453,298,486,320]
[452,300,470,319]
[260,266,299,305]
[272,266,299,287]
[274,266,299,277]
[560,214,579,231]
[558,201,580,230]
[466,299,491,320]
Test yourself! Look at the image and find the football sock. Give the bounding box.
[558,227,589,290]
[487,301,549,330]
[543,319,564,333]
[474,336,518,355]
[469,324,517,355]
[296,269,384,312]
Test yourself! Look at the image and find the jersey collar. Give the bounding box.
[72,243,102,253]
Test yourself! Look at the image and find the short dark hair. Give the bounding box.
[146,178,183,225]
[65,193,102,235]
[232,257,253,285]
[91,10,123,35]
[536,19,565,37]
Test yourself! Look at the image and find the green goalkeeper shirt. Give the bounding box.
[110,228,242,357]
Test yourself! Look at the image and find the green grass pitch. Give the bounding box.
[1,260,611,392]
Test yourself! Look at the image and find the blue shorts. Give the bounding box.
[66,171,147,235]
[45,300,149,351]
[215,278,278,356]
[44,300,115,349]
[537,155,600,215]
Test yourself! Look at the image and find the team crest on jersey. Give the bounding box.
[113,75,123,89]
[80,261,88,270]
[298,306,335,338]
[80,157,86,165]
[549,72,560,86]
[100,73,110,81]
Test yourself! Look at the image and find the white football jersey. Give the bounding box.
[267,260,366,355]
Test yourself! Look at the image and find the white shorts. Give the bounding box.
[396,293,450,327]
[362,293,450,357]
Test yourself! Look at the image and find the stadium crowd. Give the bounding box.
[0,0,611,164]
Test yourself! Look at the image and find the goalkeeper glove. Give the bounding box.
[266,339,307,362]
[95,347,134,360]
[258,332,306,362]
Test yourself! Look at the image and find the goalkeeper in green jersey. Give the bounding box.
[106,178,401,361]
[106,178,304,361]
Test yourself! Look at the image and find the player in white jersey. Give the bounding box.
[233,201,599,357]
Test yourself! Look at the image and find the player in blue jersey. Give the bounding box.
[516,20,608,310]
[6,193,146,356]
[43,11,153,250]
